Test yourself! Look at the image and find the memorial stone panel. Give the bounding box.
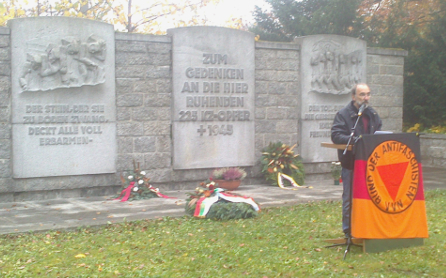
[9,17,116,178]
[296,35,367,162]
[168,27,255,169]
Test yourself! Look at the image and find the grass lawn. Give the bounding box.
[1,189,445,277]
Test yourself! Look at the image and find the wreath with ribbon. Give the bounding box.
[261,142,306,188]
[115,161,175,202]
[185,180,260,220]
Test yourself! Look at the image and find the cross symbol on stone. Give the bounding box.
[197,125,207,136]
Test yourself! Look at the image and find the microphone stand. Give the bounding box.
[343,104,365,156]
[326,104,365,259]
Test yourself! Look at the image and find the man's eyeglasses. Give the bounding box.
[358,92,371,97]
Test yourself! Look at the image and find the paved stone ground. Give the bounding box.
[0,166,444,235]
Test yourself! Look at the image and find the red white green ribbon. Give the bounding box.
[194,188,260,218]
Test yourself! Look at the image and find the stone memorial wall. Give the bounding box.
[168,27,255,169]
[9,17,116,178]
[0,17,409,201]
[296,35,366,163]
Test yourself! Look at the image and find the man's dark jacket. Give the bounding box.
[331,101,382,169]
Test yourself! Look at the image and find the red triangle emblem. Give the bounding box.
[376,162,409,201]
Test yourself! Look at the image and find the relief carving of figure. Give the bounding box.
[309,40,363,95]
[19,53,43,90]
[19,34,107,92]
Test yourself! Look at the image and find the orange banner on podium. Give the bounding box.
[351,133,428,239]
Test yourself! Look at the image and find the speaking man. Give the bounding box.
[331,83,382,238]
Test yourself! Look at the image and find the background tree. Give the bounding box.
[250,0,362,42]
[251,0,446,129]
[358,0,446,127]
[0,0,219,34]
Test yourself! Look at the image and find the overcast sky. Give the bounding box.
[202,0,268,26]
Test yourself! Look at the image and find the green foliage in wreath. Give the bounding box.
[185,198,258,220]
[261,141,305,186]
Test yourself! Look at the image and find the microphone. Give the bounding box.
[358,103,367,116]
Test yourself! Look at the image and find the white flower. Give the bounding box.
[133,187,139,192]
[138,179,144,185]
[140,171,146,176]
[128,175,134,181]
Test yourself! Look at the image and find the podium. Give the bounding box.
[322,133,428,253]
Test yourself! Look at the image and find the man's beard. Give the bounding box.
[355,100,369,108]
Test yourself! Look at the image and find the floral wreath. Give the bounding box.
[115,161,175,202]
[261,142,306,188]
[185,180,260,220]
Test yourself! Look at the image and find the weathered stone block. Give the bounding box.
[156,79,172,94]
[115,41,148,53]
[152,53,171,66]
[255,107,266,119]
[374,96,403,107]
[116,78,137,88]
[145,153,171,169]
[255,95,271,107]
[255,81,268,94]
[0,139,10,159]
[146,42,171,54]
[0,123,10,139]
[144,121,170,136]
[380,65,404,75]
[256,70,277,81]
[133,80,156,93]
[276,120,298,133]
[264,134,293,146]
[255,58,268,70]
[144,93,171,107]
[276,71,298,82]
[266,107,287,120]
[372,75,396,85]
[117,122,144,136]
[0,76,11,92]
[0,92,9,107]
[117,137,133,153]
[0,35,10,48]
[134,136,156,153]
[131,107,158,121]
[381,56,405,66]
[145,168,173,183]
[156,135,171,152]
[0,62,10,76]
[117,154,144,171]
[276,50,299,59]
[157,107,171,121]
[116,66,146,78]
[389,107,403,118]
[117,107,131,121]
[0,48,9,61]
[117,94,143,107]
[0,159,11,178]
[0,107,8,122]
[255,120,276,133]
[367,64,379,75]
[146,65,171,79]
[279,59,299,71]
[268,82,287,94]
